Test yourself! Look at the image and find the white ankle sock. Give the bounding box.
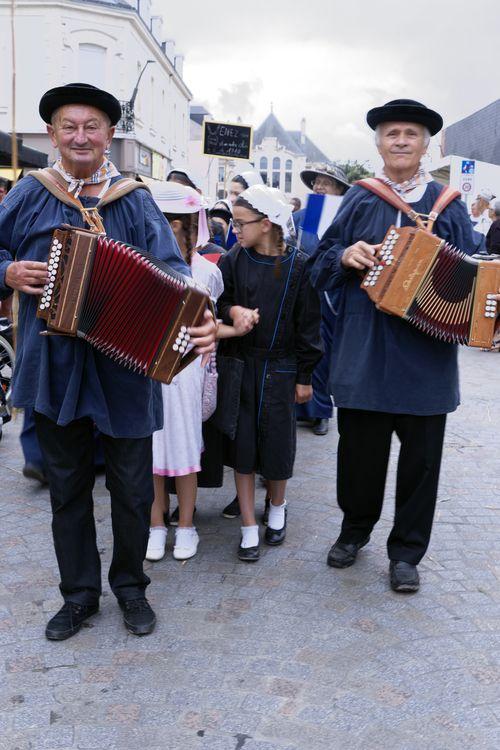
[240,525,259,548]
[150,526,168,535]
[268,500,286,530]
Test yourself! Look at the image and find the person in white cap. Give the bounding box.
[227,170,264,205]
[217,185,322,561]
[475,188,496,236]
[146,183,256,562]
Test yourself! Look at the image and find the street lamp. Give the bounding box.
[129,59,155,112]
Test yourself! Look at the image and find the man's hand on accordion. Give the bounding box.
[341,242,381,271]
[5,260,48,295]
[189,308,217,366]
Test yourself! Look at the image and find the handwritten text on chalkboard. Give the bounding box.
[202,121,253,160]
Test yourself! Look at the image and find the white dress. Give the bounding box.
[152,253,223,476]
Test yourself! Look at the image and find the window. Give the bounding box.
[285,159,293,194]
[218,165,225,182]
[259,156,268,184]
[78,44,107,89]
[150,77,155,123]
[272,157,280,170]
[272,170,280,188]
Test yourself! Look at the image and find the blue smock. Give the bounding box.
[0,174,188,438]
[308,181,478,416]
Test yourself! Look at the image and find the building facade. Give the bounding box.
[0,0,191,182]
[253,112,333,203]
[187,107,334,202]
[441,100,500,167]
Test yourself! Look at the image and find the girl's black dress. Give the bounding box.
[218,244,322,480]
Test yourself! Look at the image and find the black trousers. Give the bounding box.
[336,408,447,565]
[34,412,153,606]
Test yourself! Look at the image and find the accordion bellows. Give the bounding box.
[361,225,500,347]
[37,227,209,383]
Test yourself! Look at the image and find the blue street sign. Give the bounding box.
[461,160,475,174]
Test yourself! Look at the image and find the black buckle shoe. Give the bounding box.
[389,561,420,593]
[45,602,98,641]
[264,507,287,546]
[222,496,241,519]
[327,536,370,568]
[237,541,260,562]
[313,418,329,436]
[262,496,271,526]
[120,598,156,635]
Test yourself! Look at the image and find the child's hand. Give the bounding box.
[295,384,313,404]
[231,306,259,335]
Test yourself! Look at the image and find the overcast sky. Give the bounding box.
[153,0,499,171]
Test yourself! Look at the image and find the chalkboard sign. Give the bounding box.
[202,121,253,161]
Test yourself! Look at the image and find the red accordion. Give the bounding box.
[37,227,210,383]
[361,225,500,347]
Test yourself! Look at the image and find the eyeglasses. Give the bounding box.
[232,218,264,231]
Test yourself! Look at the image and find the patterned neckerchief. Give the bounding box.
[378,165,432,197]
[52,158,120,198]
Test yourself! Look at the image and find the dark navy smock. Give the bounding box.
[308,181,478,416]
[0,174,188,438]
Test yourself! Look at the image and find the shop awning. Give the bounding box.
[0,131,48,168]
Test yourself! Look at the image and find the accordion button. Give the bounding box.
[386,260,392,265]
[363,281,370,287]
[184,334,190,342]
[173,344,179,351]
[181,326,187,333]
[377,265,383,271]
[175,337,182,345]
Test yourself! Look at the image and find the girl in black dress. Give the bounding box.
[217,186,322,561]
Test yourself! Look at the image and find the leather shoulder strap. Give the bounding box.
[354,177,426,228]
[30,168,83,211]
[426,186,461,232]
[30,168,106,233]
[97,178,150,209]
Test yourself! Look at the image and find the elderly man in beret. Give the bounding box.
[309,99,478,592]
[0,83,215,640]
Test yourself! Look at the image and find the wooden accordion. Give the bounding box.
[37,227,210,383]
[361,225,500,347]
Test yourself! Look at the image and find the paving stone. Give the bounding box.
[1,348,500,748]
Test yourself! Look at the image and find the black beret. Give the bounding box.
[39,83,122,126]
[366,99,443,136]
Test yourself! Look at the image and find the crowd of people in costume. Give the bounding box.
[0,84,491,641]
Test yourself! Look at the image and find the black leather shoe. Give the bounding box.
[327,536,370,568]
[120,598,156,635]
[264,508,287,546]
[23,462,48,485]
[389,561,420,593]
[262,496,271,526]
[45,602,98,641]
[222,496,241,519]
[237,541,260,562]
[313,418,329,436]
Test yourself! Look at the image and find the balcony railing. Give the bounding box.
[116,101,135,134]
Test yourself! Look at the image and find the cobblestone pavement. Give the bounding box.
[1,348,500,749]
